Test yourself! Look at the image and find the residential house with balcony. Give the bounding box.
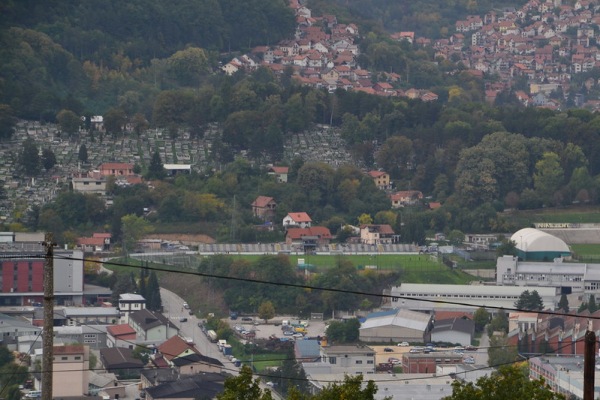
[251,196,277,222]
[128,309,178,343]
[118,293,146,323]
[360,224,396,245]
[283,212,312,229]
[389,191,423,208]
[367,170,391,190]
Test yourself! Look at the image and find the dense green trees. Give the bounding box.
[0,345,30,399]
[220,366,385,400]
[57,109,81,135]
[197,255,394,316]
[444,364,564,400]
[514,290,544,311]
[325,318,361,343]
[20,137,40,176]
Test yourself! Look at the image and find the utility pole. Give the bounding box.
[42,233,55,400]
[584,329,595,400]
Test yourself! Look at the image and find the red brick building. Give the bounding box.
[401,351,463,373]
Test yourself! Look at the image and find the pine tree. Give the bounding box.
[589,294,598,313]
[78,144,88,163]
[146,150,165,180]
[558,294,569,313]
[139,267,147,301]
[146,271,162,311]
[20,137,40,176]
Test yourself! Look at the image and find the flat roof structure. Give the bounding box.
[389,283,558,312]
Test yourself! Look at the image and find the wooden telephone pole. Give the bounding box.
[584,329,596,400]
[42,233,55,400]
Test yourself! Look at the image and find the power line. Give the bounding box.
[0,330,586,387]
[55,254,600,321]
[0,330,42,396]
[4,254,597,387]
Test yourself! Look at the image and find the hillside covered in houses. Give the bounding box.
[3,0,600,248]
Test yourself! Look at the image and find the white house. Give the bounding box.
[118,293,146,323]
[283,212,312,228]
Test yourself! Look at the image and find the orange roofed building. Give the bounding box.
[268,166,289,183]
[360,224,396,245]
[283,212,312,228]
[251,196,277,221]
[99,163,135,176]
[389,191,423,208]
[285,226,332,246]
[367,170,391,190]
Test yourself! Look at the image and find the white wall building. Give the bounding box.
[496,256,600,297]
[118,293,146,323]
[388,283,558,312]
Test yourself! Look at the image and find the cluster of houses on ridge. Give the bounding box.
[223,0,600,111]
[221,0,439,102]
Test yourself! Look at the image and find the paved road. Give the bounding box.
[475,330,490,366]
[160,288,238,374]
[160,288,286,399]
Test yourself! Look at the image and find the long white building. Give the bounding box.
[496,255,600,295]
[387,283,558,312]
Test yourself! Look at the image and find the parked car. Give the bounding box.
[463,356,475,364]
[383,347,394,352]
[241,317,253,322]
[183,302,190,309]
[179,317,187,322]
[387,357,401,365]
[465,345,478,351]
[397,342,410,347]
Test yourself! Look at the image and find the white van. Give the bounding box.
[25,391,42,399]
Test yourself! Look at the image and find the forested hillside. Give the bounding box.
[309,0,528,37]
[3,0,600,246]
[0,0,294,60]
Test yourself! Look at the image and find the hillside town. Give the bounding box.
[4,0,600,399]
[1,225,600,398]
[223,0,600,110]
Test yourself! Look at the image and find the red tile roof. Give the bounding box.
[368,170,387,178]
[270,166,289,174]
[77,237,104,246]
[107,324,136,338]
[286,226,332,240]
[252,196,275,208]
[286,212,312,223]
[360,224,395,235]
[158,335,197,361]
[100,163,133,170]
[54,345,85,355]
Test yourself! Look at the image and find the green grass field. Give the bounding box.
[570,244,600,262]
[106,253,478,285]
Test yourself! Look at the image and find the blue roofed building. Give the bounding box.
[295,339,321,362]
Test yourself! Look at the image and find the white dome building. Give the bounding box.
[511,228,571,261]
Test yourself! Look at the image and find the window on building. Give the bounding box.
[329,357,337,365]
